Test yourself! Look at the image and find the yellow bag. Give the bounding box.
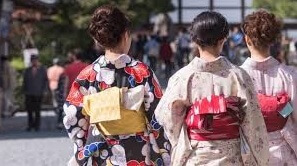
[83,87,146,135]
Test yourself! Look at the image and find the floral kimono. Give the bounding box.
[63,54,170,166]
[155,56,269,166]
[241,57,297,165]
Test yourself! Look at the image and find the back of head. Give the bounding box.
[88,5,131,49]
[69,48,83,61]
[242,9,282,49]
[190,11,229,47]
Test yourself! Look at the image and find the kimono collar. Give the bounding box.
[191,56,231,72]
[96,54,133,69]
[242,56,279,70]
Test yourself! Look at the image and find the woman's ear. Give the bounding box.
[124,31,130,42]
[218,38,227,46]
[245,35,253,46]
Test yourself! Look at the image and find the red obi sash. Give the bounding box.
[257,93,290,132]
[185,95,244,141]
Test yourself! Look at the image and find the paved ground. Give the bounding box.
[0,111,73,166]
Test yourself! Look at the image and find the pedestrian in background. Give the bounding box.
[47,58,64,108]
[144,35,160,71]
[176,27,191,68]
[64,49,88,92]
[23,55,48,131]
[56,71,68,129]
[160,37,173,80]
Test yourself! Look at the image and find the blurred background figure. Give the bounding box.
[1,56,17,118]
[144,35,160,71]
[176,27,191,68]
[47,58,64,108]
[228,26,247,65]
[23,55,48,131]
[160,37,173,80]
[64,49,88,92]
[55,69,68,129]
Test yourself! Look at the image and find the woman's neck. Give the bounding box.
[105,50,122,61]
[199,48,220,62]
[250,47,270,61]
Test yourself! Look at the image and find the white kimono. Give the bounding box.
[155,56,269,166]
[242,56,297,165]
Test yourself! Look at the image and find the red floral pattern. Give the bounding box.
[77,64,97,82]
[124,62,150,83]
[66,82,84,106]
[64,55,170,166]
[127,160,146,166]
[106,138,120,145]
[99,81,110,90]
[152,77,162,99]
[78,151,84,160]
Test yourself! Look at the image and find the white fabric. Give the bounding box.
[155,56,269,166]
[241,56,297,165]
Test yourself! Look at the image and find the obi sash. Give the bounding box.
[185,95,244,141]
[257,93,290,132]
[83,86,146,136]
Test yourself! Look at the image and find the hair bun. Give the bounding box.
[88,5,131,49]
[242,9,282,49]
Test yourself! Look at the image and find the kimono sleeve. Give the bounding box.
[236,69,269,166]
[154,73,191,148]
[63,80,89,165]
[144,69,171,165]
[288,68,297,123]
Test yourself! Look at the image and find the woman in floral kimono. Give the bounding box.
[63,5,170,166]
[241,10,297,165]
[155,11,269,166]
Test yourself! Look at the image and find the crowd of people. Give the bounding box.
[0,4,297,166]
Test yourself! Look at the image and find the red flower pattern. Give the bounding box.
[127,160,146,166]
[106,138,120,145]
[77,64,97,82]
[77,151,84,160]
[99,81,110,90]
[66,82,84,106]
[124,62,150,83]
[152,77,162,99]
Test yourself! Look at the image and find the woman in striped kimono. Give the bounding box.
[241,10,297,165]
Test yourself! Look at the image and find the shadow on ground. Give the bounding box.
[0,111,67,140]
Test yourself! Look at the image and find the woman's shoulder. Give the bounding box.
[76,64,97,83]
[278,64,297,81]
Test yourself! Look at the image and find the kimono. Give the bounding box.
[241,57,297,165]
[155,56,269,166]
[63,54,170,166]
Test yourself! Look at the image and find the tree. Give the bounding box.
[33,0,174,64]
[253,0,297,18]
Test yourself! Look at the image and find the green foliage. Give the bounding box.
[33,0,174,63]
[253,0,297,18]
[11,57,25,71]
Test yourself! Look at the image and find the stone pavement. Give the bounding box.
[0,111,72,166]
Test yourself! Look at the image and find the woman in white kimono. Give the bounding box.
[241,10,297,165]
[155,11,269,166]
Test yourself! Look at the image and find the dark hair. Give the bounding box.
[88,5,131,49]
[242,9,282,49]
[69,48,83,60]
[190,11,229,47]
